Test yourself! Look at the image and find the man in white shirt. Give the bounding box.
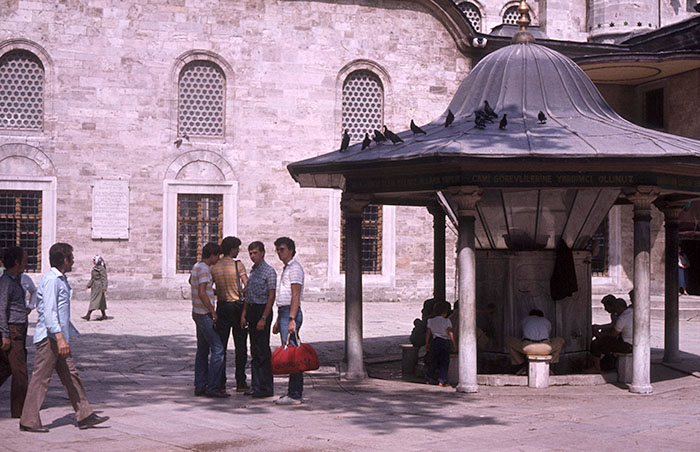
[273,237,304,406]
[505,309,565,375]
[588,299,633,373]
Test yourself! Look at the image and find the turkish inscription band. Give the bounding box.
[92,179,130,240]
[346,171,700,193]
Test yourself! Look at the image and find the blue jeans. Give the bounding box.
[277,305,303,400]
[192,312,225,393]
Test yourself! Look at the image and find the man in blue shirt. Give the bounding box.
[19,243,109,433]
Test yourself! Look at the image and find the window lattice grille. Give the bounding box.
[342,70,384,143]
[0,51,44,130]
[458,2,482,31]
[587,216,609,277]
[177,194,223,272]
[503,6,529,25]
[341,204,383,274]
[0,191,42,271]
[178,61,225,137]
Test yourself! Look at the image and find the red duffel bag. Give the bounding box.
[271,333,320,375]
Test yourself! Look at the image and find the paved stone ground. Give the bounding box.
[2,296,700,451]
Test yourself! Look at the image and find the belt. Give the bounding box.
[523,338,547,343]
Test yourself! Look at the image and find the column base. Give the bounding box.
[662,352,681,363]
[343,370,368,380]
[628,383,653,394]
[456,383,479,393]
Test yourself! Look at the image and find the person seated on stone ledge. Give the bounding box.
[592,294,621,339]
[586,298,632,373]
[505,309,565,376]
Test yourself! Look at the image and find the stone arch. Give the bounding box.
[0,39,55,132]
[0,143,55,176]
[164,150,235,181]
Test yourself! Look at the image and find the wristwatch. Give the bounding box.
[289,317,295,321]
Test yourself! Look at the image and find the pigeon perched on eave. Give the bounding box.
[410,120,426,135]
[340,129,350,152]
[373,129,387,144]
[383,126,404,144]
[362,133,371,150]
[484,100,498,119]
[445,109,455,128]
[499,114,508,130]
[538,111,547,124]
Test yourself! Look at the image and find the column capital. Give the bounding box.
[448,186,482,218]
[426,203,444,217]
[341,193,370,218]
[659,204,684,224]
[623,186,659,209]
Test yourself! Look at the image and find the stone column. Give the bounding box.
[428,204,446,302]
[662,205,683,363]
[449,187,481,393]
[625,187,658,394]
[341,193,369,379]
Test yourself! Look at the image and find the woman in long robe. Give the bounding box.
[82,255,108,321]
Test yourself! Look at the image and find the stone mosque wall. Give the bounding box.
[1,0,697,302]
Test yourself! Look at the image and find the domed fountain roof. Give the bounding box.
[289,41,700,188]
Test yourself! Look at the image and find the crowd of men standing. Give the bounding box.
[189,236,306,406]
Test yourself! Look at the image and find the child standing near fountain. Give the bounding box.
[425,301,456,386]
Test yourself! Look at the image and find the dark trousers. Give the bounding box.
[20,338,93,428]
[216,301,248,387]
[427,336,450,384]
[246,304,273,395]
[0,323,29,418]
[590,335,632,358]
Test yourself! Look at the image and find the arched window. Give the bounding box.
[178,61,225,138]
[503,5,529,25]
[458,2,483,32]
[341,70,384,143]
[340,69,384,274]
[0,50,44,131]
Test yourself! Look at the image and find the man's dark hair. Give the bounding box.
[220,236,242,256]
[529,309,544,317]
[202,242,221,259]
[2,246,24,269]
[49,243,73,268]
[601,294,616,309]
[613,298,627,311]
[274,236,296,256]
[248,241,265,253]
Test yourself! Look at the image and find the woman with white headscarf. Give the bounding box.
[82,255,108,321]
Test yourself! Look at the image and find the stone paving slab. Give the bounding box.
[1,298,700,451]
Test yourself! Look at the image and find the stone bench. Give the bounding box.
[615,352,633,383]
[400,344,419,378]
[526,354,552,388]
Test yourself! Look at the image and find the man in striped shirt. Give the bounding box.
[211,236,249,393]
[190,242,228,398]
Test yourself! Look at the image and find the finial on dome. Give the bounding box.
[511,0,535,44]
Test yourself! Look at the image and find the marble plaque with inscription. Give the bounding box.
[92,179,129,239]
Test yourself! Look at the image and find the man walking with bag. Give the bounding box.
[273,237,304,406]
[211,236,249,393]
[241,241,276,398]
